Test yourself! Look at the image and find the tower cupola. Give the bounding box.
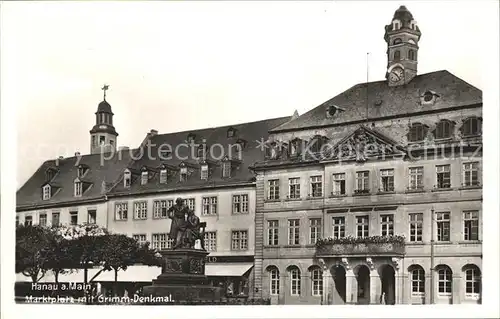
[90,84,118,154]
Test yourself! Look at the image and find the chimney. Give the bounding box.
[150,129,158,136]
[101,180,108,194]
[75,152,81,157]
[291,110,300,121]
[55,156,64,167]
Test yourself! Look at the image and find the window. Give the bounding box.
[464,266,481,298]
[92,136,97,148]
[153,200,169,219]
[463,211,479,241]
[74,181,83,197]
[133,201,148,220]
[201,165,208,180]
[289,268,301,296]
[310,176,323,197]
[159,169,168,184]
[159,149,171,159]
[87,210,96,224]
[332,217,345,239]
[435,120,453,139]
[180,167,188,182]
[462,117,481,137]
[232,194,249,214]
[309,218,321,244]
[187,133,195,143]
[289,139,302,157]
[197,145,206,159]
[288,219,300,245]
[183,198,195,212]
[409,213,423,242]
[222,161,231,178]
[268,179,280,200]
[24,215,33,226]
[202,197,217,215]
[408,123,427,142]
[380,169,395,192]
[288,178,301,199]
[311,268,323,296]
[410,266,425,295]
[204,232,217,251]
[393,38,402,45]
[133,234,147,245]
[356,215,369,238]
[16,215,19,227]
[70,211,78,225]
[269,267,280,295]
[124,170,131,188]
[408,49,415,60]
[51,212,60,227]
[463,162,479,186]
[355,171,370,193]
[437,266,452,295]
[227,128,235,138]
[231,230,248,250]
[77,166,85,178]
[267,220,279,246]
[436,165,451,189]
[39,213,47,226]
[141,171,148,185]
[99,136,106,145]
[423,91,434,103]
[115,203,128,220]
[42,185,51,200]
[380,215,394,236]
[392,20,400,30]
[436,212,451,242]
[409,167,424,190]
[332,173,346,196]
[394,50,401,60]
[309,136,327,153]
[152,233,169,250]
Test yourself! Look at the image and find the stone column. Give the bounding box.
[369,270,380,304]
[452,274,462,304]
[323,268,333,305]
[424,273,432,304]
[345,269,357,304]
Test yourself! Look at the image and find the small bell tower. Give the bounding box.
[384,5,421,86]
[90,84,118,154]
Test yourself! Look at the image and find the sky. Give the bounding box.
[0,1,492,188]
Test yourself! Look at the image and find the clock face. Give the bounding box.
[389,67,404,83]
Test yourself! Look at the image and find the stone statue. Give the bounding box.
[182,209,202,248]
[167,198,189,249]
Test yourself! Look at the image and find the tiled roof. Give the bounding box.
[108,116,292,196]
[16,150,136,209]
[271,70,482,132]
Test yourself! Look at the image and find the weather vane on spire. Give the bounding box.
[101,84,109,101]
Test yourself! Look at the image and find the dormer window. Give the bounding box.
[266,142,278,159]
[46,168,56,181]
[227,127,236,138]
[74,180,83,197]
[408,123,428,142]
[124,169,131,188]
[201,164,209,180]
[77,165,88,178]
[159,168,168,184]
[187,133,196,143]
[309,135,329,153]
[141,171,148,185]
[159,148,172,159]
[222,160,231,178]
[289,138,303,157]
[197,144,207,159]
[461,117,482,137]
[434,120,455,140]
[180,167,188,182]
[42,184,51,200]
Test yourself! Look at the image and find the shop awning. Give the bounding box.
[205,263,253,277]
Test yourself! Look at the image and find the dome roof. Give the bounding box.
[393,5,414,23]
[97,100,113,113]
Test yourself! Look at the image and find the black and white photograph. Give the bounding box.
[1,1,499,318]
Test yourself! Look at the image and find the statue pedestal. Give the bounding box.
[141,249,223,304]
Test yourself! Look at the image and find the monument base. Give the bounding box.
[140,248,223,304]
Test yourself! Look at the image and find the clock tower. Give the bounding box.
[384,5,421,86]
[90,85,118,154]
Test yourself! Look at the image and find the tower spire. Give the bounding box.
[101,84,109,101]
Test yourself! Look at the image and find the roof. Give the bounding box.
[270,70,482,133]
[97,100,113,114]
[16,150,136,209]
[108,116,292,196]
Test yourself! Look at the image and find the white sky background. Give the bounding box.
[0,1,487,187]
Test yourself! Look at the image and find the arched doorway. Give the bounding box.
[380,265,395,304]
[356,265,370,304]
[332,265,346,303]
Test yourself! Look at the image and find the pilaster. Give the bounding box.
[369,271,380,304]
[452,274,462,304]
[345,269,357,304]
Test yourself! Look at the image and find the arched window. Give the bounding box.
[463,265,481,299]
[408,123,428,142]
[310,267,323,296]
[394,50,401,60]
[268,266,280,295]
[393,38,402,45]
[436,265,452,296]
[408,49,415,60]
[409,265,425,295]
[408,39,416,45]
[289,267,301,296]
[462,117,482,137]
[434,120,454,139]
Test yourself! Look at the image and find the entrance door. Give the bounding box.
[332,265,346,303]
[380,265,395,304]
[356,265,370,304]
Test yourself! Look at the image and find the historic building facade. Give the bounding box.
[251,6,482,305]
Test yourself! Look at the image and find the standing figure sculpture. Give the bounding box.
[183,208,203,248]
[167,198,189,249]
